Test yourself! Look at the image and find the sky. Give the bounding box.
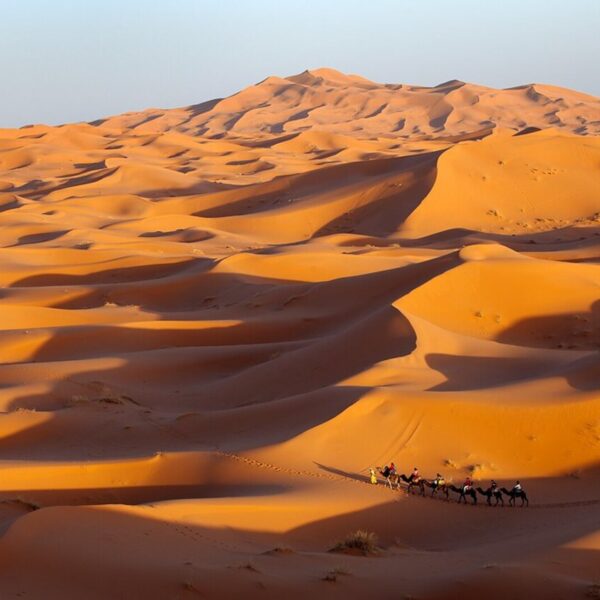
[1,0,599,127]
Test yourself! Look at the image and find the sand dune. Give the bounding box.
[0,68,598,598]
[91,67,600,139]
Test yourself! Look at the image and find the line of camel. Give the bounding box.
[373,467,529,507]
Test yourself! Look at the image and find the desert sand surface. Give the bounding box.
[0,68,598,599]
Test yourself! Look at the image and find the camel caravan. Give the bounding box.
[370,464,529,507]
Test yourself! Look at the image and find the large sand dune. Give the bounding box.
[0,68,598,599]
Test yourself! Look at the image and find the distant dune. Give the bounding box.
[0,69,598,599]
[86,67,600,139]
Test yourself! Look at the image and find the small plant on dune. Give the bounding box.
[227,560,260,572]
[330,530,379,556]
[322,567,350,582]
[13,497,40,511]
[182,581,201,593]
[68,394,90,406]
[468,463,485,476]
[263,546,294,556]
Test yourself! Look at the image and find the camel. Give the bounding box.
[501,487,529,507]
[377,467,400,491]
[424,479,450,500]
[449,484,477,504]
[476,486,504,506]
[399,474,425,496]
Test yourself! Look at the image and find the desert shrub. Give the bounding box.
[330,530,379,556]
[322,566,351,582]
[263,546,294,556]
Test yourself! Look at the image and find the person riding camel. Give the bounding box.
[512,480,522,493]
[490,479,498,491]
[463,476,473,492]
[381,462,395,478]
[435,473,445,487]
[410,466,420,483]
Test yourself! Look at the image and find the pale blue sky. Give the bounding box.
[1,0,598,127]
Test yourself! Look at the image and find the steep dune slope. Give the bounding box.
[400,130,600,238]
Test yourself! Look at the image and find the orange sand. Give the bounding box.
[0,68,598,599]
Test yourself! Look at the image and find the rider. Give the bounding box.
[381,462,395,478]
[512,480,522,493]
[490,479,498,492]
[463,476,473,492]
[435,473,445,486]
[410,466,420,482]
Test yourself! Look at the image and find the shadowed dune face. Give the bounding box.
[0,69,598,598]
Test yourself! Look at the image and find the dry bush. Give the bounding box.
[322,566,351,582]
[330,530,379,556]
